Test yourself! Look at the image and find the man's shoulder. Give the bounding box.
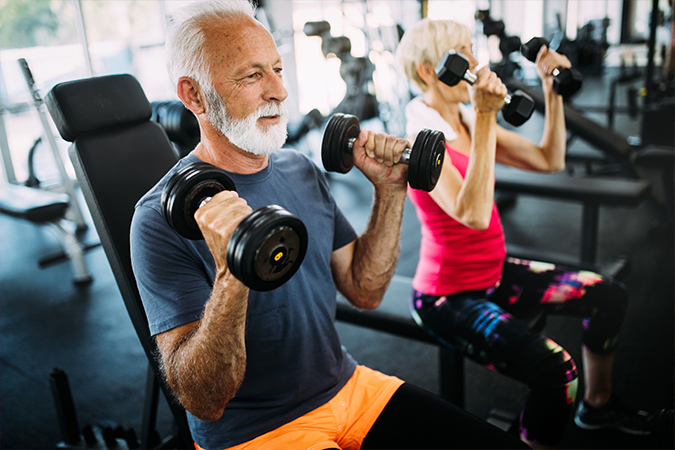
[136,155,198,212]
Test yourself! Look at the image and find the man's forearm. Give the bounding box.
[349,186,407,308]
[161,274,249,422]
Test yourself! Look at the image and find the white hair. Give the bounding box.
[165,0,257,89]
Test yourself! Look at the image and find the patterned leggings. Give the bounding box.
[411,257,628,446]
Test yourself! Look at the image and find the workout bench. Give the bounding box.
[495,165,651,270]
[505,78,638,172]
[45,73,192,448]
[0,183,93,284]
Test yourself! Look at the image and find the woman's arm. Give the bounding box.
[429,67,504,230]
[495,47,570,173]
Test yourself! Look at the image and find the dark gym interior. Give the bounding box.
[1,0,673,449]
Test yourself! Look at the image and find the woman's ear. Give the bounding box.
[176,77,206,115]
[416,62,438,86]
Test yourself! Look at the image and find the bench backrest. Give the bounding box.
[45,74,192,444]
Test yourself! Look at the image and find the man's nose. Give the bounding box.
[264,72,288,103]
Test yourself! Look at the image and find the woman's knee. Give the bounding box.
[521,336,579,396]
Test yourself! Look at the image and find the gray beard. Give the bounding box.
[204,87,289,156]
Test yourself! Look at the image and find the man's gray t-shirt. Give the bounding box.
[130,149,358,449]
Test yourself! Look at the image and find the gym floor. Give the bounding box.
[1,69,673,449]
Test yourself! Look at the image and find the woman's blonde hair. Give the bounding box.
[396,18,472,92]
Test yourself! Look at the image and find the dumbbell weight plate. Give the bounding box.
[227,205,308,291]
[161,162,237,240]
[321,113,360,173]
[408,129,445,191]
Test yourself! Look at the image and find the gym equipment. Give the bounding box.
[474,9,522,80]
[435,50,535,126]
[303,20,379,123]
[161,162,308,291]
[321,113,445,192]
[475,10,522,60]
[0,183,94,284]
[520,37,584,98]
[46,73,193,448]
[286,108,324,145]
[50,367,142,449]
[17,58,88,230]
[151,101,199,158]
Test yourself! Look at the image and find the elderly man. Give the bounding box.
[130,1,527,449]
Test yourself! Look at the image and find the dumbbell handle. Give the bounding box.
[344,138,413,164]
[460,70,514,105]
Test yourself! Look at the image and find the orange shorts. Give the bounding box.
[196,365,404,450]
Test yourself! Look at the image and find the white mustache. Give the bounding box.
[253,102,288,120]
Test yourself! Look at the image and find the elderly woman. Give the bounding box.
[396,18,651,448]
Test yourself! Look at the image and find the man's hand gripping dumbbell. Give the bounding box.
[322,113,446,192]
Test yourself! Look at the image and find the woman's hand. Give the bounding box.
[470,66,508,114]
[535,46,573,92]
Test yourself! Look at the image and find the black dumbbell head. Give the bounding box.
[322,36,351,57]
[482,19,505,38]
[303,21,330,37]
[554,67,584,98]
[227,205,308,291]
[521,37,549,62]
[408,129,445,191]
[435,50,469,87]
[322,113,360,173]
[501,90,535,127]
[499,35,522,57]
[521,37,583,98]
[161,162,236,240]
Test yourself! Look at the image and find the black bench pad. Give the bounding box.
[0,184,69,222]
[495,166,651,206]
[505,79,635,160]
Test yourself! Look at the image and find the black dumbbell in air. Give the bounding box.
[161,162,308,291]
[322,113,446,192]
[520,37,583,98]
[435,50,535,126]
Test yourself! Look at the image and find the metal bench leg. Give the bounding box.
[581,203,600,265]
[141,363,162,449]
[439,346,465,408]
[48,219,92,284]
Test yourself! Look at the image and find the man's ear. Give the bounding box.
[416,62,437,86]
[176,77,206,115]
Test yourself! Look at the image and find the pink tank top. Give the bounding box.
[408,144,506,296]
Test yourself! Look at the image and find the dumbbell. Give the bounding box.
[322,113,446,192]
[435,50,535,127]
[161,162,308,291]
[521,37,583,98]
